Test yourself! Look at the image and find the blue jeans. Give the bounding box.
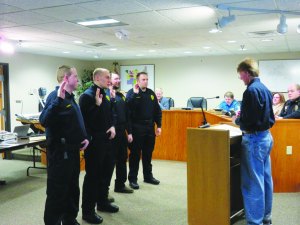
[241,130,273,225]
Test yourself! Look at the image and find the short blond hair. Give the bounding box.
[93,68,110,80]
[237,58,259,77]
[57,65,72,83]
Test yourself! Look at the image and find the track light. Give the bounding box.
[277,14,288,34]
[218,10,236,28]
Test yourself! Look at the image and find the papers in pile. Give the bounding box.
[15,113,40,121]
[0,131,17,141]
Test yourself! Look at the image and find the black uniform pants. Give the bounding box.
[128,124,155,182]
[81,137,114,214]
[113,127,129,189]
[44,144,80,225]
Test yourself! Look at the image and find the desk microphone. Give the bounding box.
[198,96,219,128]
[206,96,220,99]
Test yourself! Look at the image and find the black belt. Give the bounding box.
[242,130,269,135]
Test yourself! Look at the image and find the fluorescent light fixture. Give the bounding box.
[148,49,156,53]
[73,40,83,44]
[227,40,236,43]
[109,48,117,51]
[277,15,288,34]
[203,46,211,49]
[136,54,144,57]
[71,17,127,28]
[184,51,192,54]
[78,18,119,26]
[62,51,70,54]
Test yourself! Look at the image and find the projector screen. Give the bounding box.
[259,59,300,92]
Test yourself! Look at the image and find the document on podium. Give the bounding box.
[207,124,242,137]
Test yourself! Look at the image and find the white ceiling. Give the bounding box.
[0,0,300,60]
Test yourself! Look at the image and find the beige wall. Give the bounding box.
[95,52,300,108]
[1,51,300,129]
[1,52,94,130]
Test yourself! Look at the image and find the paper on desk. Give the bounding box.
[30,136,46,142]
[208,124,242,137]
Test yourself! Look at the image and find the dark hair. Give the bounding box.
[136,72,148,80]
[237,58,259,77]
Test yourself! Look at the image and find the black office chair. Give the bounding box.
[168,97,174,108]
[187,97,207,110]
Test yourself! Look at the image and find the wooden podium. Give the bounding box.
[187,125,243,225]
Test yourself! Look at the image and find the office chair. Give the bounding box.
[187,97,207,110]
[168,98,174,108]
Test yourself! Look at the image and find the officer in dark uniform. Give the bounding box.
[80,68,119,225]
[107,73,133,193]
[126,72,162,190]
[40,65,89,225]
[277,83,300,119]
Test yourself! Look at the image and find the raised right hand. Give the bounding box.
[95,88,103,106]
[57,81,67,99]
[133,84,139,94]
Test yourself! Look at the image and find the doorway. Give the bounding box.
[0,63,11,131]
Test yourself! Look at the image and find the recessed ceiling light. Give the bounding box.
[261,39,273,42]
[109,48,117,51]
[184,51,192,54]
[77,18,119,26]
[227,40,236,43]
[62,51,70,54]
[73,40,83,44]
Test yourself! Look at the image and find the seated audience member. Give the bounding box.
[218,91,240,112]
[277,83,300,119]
[155,88,170,110]
[272,92,285,116]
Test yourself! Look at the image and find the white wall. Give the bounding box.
[95,52,300,108]
[1,52,94,130]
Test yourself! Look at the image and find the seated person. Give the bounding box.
[277,83,300,119]
[155,88,170,110]
[272,92,285,116]
[218,91,240,113]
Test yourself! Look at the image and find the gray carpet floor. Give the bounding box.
[0,158,299,225]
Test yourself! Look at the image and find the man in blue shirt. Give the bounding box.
[40,65,89,225]
[233,58,274,225]
[218,91,240,112]
[155,88,170,110]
